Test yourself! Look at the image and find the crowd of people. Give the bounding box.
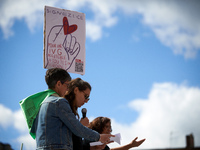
[20,68,145,150]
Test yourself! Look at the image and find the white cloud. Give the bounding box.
[110,82,200,149]
[0,0,55,38]
[13,109,29,133]
[1,82,200,149]
[86,21,102,42]
[88,82,200,149]
[0,104,28,132]
[61,0,118,41]
[62,0,200,58]
[113,0,200,58]
[16,134,36,150]
[137,1,200,59]
[1,0,200,58]
[0,104,35,149]
[0,104,14,128]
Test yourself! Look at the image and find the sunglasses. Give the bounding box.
[82,91,90,101]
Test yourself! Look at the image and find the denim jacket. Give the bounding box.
[31,95,100,150]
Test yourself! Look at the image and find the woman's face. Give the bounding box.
[74,87,90,108]
[102,122,112,134]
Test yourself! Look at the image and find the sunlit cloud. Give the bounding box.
[0,104,14,128]
[86,21,102,41]
[0,104,35,149]
[125,82,200,148]
[16,134,36,150]
[90,82,200,149]
[0,0,55,38]
[0,82,200,149]
[1,0,199,58]
[13,110,29,133]
[137,1,200,59]
[0,104,28,132]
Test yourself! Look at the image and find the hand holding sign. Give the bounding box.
[45,17,80,70]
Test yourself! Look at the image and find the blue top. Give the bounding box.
[31,95,100,150]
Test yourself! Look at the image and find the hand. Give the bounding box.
[45,16,80,70]
[80,117,89,127]
[99,134,115,144]
[129,137,146,147]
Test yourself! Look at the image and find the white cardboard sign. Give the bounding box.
[44,6,85,75]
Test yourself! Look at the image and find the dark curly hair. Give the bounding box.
[64,78,91,118]
[45,68,71,89]
[88,117,111,133]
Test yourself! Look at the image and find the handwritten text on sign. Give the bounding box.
[44,6,86,75]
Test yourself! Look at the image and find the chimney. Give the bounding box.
[186,134,194,149]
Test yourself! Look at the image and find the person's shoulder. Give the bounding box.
[55,96,70,105]
[46,95,67,103]
[52,96,68,102]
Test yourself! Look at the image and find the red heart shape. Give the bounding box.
[63,17,77,35]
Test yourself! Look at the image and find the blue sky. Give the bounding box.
[0,0,200,150]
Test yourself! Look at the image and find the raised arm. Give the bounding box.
[110,137,145,150]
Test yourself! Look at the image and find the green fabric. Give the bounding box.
[19,89,56,139]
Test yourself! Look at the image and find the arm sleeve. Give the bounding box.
[57,98,100,141]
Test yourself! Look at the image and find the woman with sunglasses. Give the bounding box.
[33,76,113,150]
[83,117,146,150]
[64,78,114,150]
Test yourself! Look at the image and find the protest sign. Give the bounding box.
[44,6,85,75]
